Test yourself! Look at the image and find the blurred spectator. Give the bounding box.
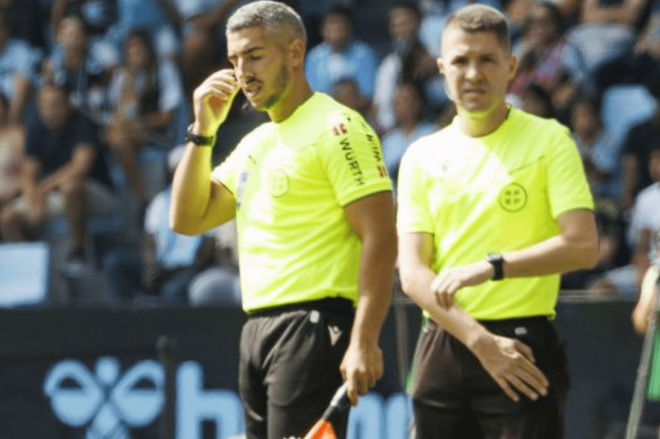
[509,2,586,123]
[631,228,660,334]
[381,82,435,189]
[566,0,652,78]
[0,9,42,125]
[374,1,446,132]
[0,81,115,265]
[104,30,184,202]
[51,0,119,41]
[591,143,660,296]
[571,96,621,200]
[171,0,242,96]
[102,145,219,303]
[621,79,660,211]
[518,81,555,118]
[296,0,336,49]
[42,15,117,120]
[331,77,382,134]
[102,0,180,61]
[628,145,660,287]
[305,5,380,99]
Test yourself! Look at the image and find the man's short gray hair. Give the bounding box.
[227,1,307,45]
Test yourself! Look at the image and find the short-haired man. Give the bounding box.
[169,2,396,438]
[397,5,599,438]
[1,81,115,266]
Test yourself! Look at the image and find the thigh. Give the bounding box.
[413,402,483,439]
[266,308,353,439]
[475,320,570,439]
[412,322,482,439]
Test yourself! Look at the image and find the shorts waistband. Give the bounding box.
[477,316,551,327]
[246,297,354,318]
[426,315,550,329]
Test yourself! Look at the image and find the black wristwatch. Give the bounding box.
[185,124,216,147]
[485,253,505,281]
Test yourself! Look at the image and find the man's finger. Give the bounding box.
[514,366,549,396]
[346,380,359,406]
[494,376,519,402]
[507,374,540,400]
[514,340,536,363]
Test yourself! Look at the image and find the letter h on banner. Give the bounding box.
[177,361,244,438]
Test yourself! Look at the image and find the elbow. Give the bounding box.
[398,265,416,298]
[576,238,600,270]
[632,310,650,336]
[169,214,197,236]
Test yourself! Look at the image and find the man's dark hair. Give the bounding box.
[390,1,421,21]
[530,2,565,35]
[444,5,511,53]
[325,4,353,22]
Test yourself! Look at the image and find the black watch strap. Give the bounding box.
[485,253,504,281]
[185,124,216,147]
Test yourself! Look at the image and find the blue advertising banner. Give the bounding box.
[0,301,646,439]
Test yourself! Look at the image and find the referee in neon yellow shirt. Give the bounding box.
[169,2,396,438]
[397,5,599,439]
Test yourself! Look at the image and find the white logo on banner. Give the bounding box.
[44,357,164,439]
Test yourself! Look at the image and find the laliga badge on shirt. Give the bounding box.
[498,183,528,212]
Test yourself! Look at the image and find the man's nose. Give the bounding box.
[465,62,480,81]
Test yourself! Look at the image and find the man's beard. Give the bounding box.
[259,65,289,111]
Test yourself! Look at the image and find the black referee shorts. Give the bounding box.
[238,298,355,439]
[412,316,570,439]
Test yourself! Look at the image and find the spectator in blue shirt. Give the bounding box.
[305,5,379,99]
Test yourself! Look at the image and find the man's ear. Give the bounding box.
[507,55,519,82]
[289,38,305,67]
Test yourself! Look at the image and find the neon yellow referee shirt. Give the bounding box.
[212,93,392,312]
[397,108,594,320]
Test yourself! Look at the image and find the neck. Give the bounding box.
[330,41,347,53]
[268,76,313,123]
[455,102,510,137]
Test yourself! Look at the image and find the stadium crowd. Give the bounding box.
[0,0,658,305]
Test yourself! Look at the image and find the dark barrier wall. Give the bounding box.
[0,301,647,439]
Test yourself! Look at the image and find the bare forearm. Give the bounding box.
[502,217,598,277]
[170,145,214,233]
[9,75,31,125]
[400,264,489,350]
[351,236,396,345]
